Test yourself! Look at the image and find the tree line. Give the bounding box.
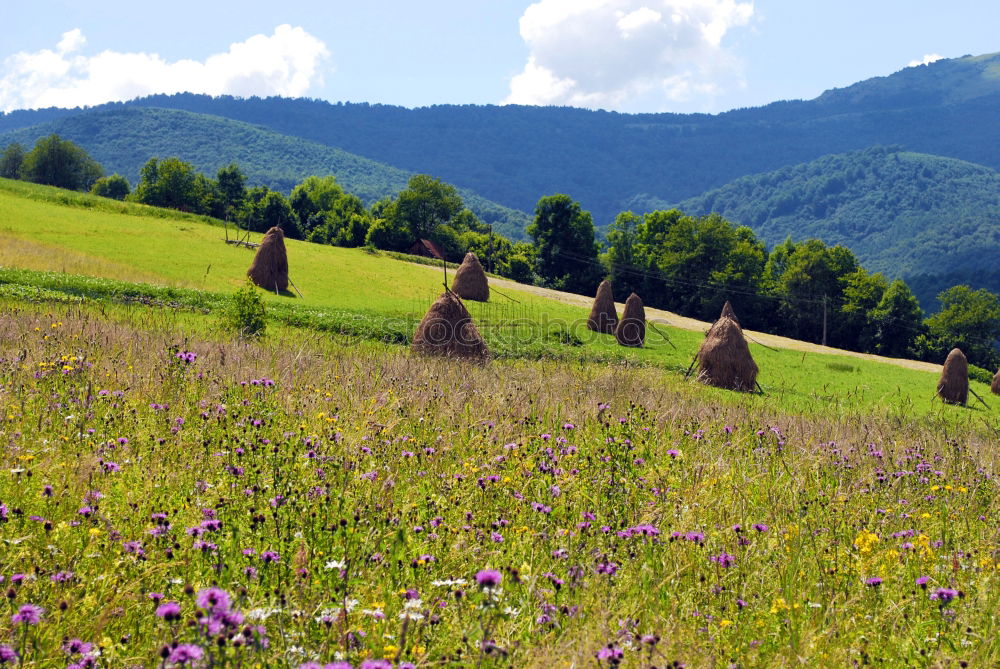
[3,134,998,369]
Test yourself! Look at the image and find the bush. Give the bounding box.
[225,278,267,338]
[969,364,993,385]
[90,174,131,200]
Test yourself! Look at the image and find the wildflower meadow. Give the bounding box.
[0,301,998,668]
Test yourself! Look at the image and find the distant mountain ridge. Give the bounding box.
[3,51,999,228]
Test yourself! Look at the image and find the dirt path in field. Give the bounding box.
[409,259,941,373]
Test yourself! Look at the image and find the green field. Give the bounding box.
[1,177,997,426]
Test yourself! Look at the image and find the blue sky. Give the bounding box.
[2,0,999,114]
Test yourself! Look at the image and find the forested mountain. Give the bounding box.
[678,146,1000,310]
[3,51,999,229]
[0,107,530,238]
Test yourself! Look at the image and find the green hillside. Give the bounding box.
[677,146,1000,309]
[0,107,531,239]
[3,176,997,423]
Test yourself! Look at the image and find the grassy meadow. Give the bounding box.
[0,178,999,667]
[3,177,1000,424]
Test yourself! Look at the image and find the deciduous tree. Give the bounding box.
[527,194,601,295]
[21,134,103,191]
[0,142,25,180]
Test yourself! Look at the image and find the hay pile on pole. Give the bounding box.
[614,293,645,347]
[247,226,289,293]
[587,280,618,334]
[992,369,1000,395]
[695,316,758,391]
[719,300,739,327]
[412,291,488,360]
[937,348,968,405]
[451,252,490,302]
[706,300,740,338]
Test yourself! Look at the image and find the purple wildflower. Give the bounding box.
[475,569,503,588]
[0,646,16,664]
[260,550,281,564]
[930,588,959,603]
[710,552,736,568]
[596,561,618,575]
[196,587,230,614]
[360,661,393,669]
[124,541,145,556]
[155,601,182,621]
[865,577,883,587]
[63,639,93,656]
[168,644,203,665]
[11,604,43,624]
[596,646,624,661]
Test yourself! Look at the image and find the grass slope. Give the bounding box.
[1,177,998,425]
[0,107,530,240]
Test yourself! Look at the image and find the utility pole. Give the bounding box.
[821,294,828,347]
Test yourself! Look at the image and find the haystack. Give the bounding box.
[412,291,488,360]
[719,300,740,327]
[696,316,758,392]
[992,369,1000,395]
[937,348,968,405]
[587,280,618,334]
[706,300,740,338]
[247,226,289,292]
[614,293,645,347]
[452,252,489,302]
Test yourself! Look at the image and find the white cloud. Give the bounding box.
[617,8,663,36]
[0,25,330,112]
[907,53,943,68]
[505,0,754,111]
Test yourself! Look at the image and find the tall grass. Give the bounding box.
[0,300,997,667]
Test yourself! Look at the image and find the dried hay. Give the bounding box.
[412,291,488,360]
[719,300,740,327]
[696,316,758,392]
[614,293,645,347]
[587,280,618,334]
[937,348,968,405]
[452,252,490,302]
[247,226,289,292]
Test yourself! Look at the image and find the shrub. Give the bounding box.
[969,364,992,385]
[225,278,267,338]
